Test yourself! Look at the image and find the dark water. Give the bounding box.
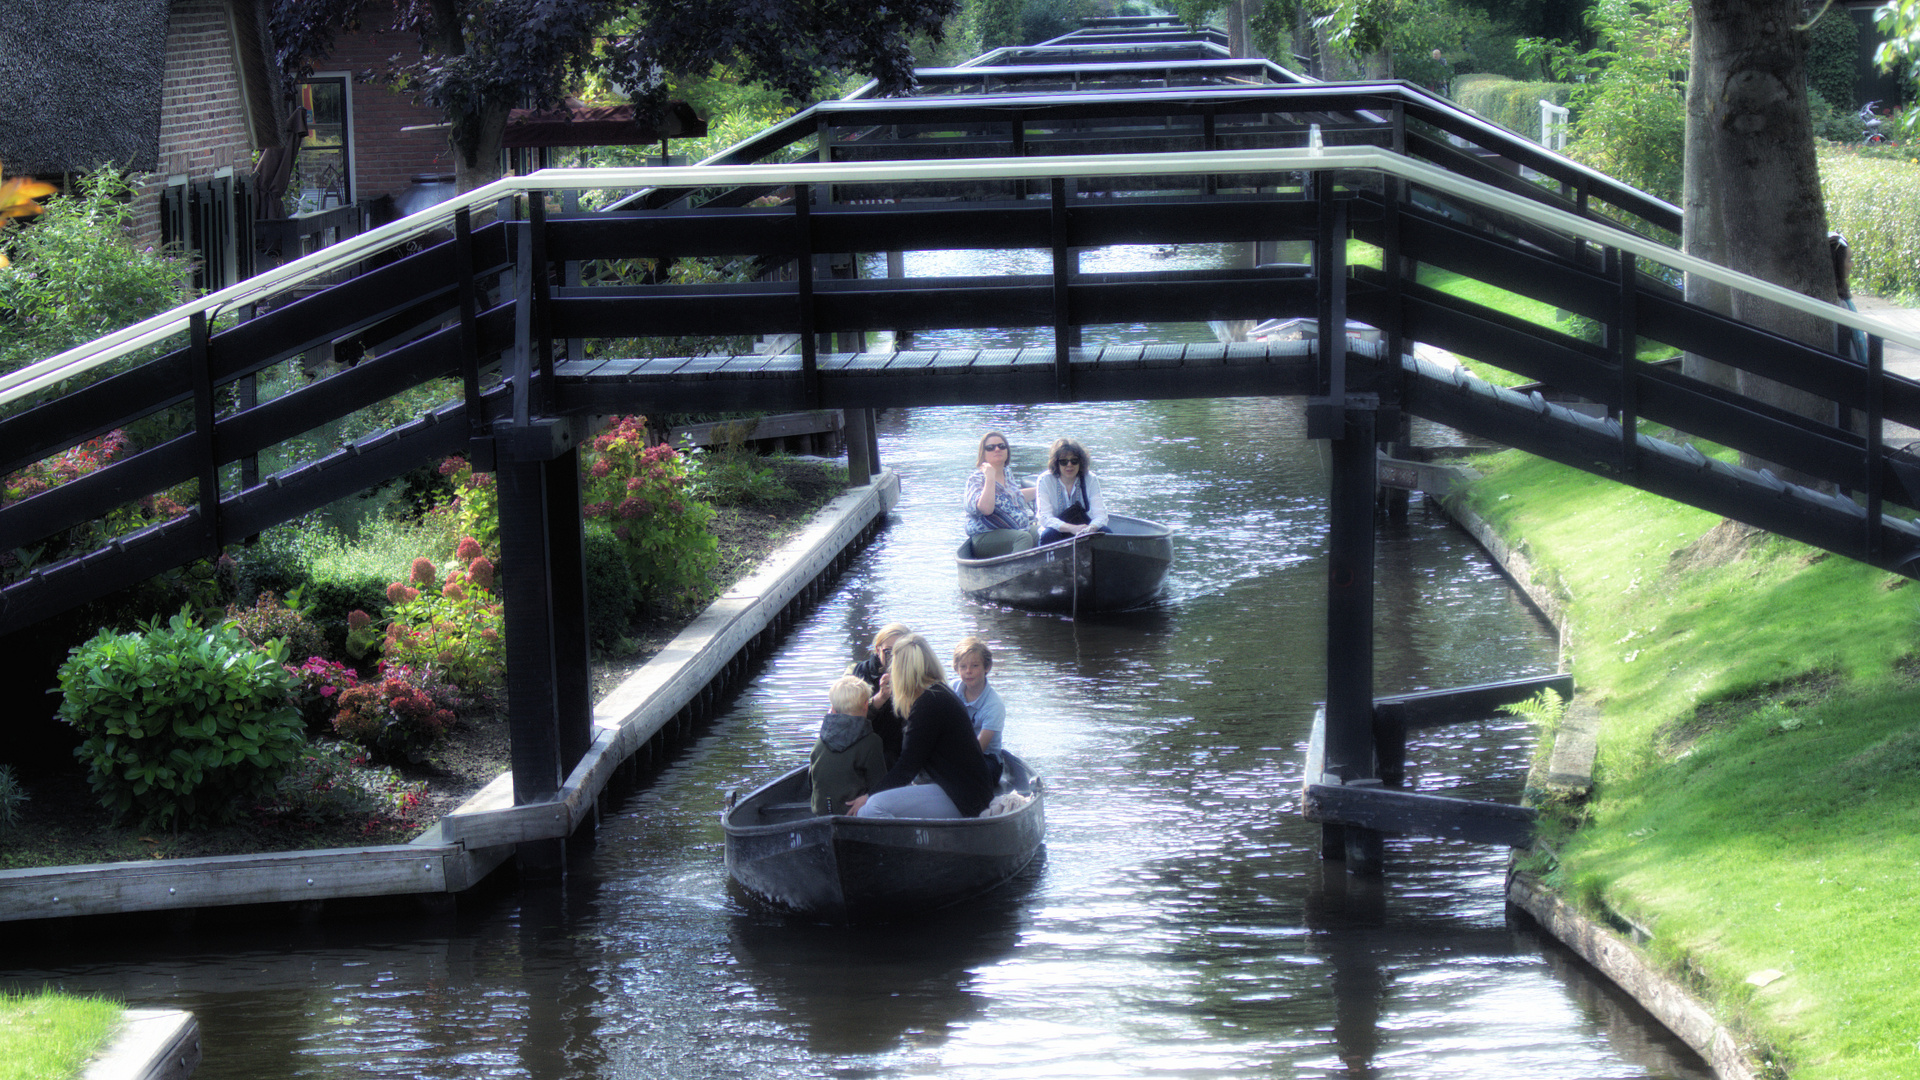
[2,396,1710,1080]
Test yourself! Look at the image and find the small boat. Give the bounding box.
[723,752,1046,922]
[956,514,1174,612]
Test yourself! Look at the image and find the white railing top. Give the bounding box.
[3,144,1909,408]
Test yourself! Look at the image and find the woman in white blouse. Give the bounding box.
[1035,438,1110,546]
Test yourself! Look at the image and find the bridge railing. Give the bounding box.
[3,146,1914,634]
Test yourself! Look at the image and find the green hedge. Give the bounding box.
[1451,74,1576,141]
[1819,146,1920,301]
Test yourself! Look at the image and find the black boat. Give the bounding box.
[955,514,1174,612]
[723,752,1046,922]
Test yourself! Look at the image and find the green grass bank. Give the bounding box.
[0,990,121,1080]
[1457,450,1920,1080]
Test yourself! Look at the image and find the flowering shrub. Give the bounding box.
[287,656,360,732]
[331,663,463,764]
[266,744,427,838]
[582,415,717,611]
[2,430,130,507]
[380,539,504,691]
[228,590,329,664]
[441,455,498,551]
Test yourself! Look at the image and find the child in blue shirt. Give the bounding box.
[949,636,1005,756]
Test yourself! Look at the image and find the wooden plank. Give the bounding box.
[0,846,458,922]
[1303,783,1535,847]
[667,409,842,447]
[1373,672,1572,731]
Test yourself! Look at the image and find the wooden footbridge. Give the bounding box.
[7,18,1918,879]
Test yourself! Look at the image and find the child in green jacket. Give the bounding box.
[809,675,887,815]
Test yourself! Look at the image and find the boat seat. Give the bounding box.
[758,802,816,822]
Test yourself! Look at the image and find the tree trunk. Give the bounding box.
[1227,0,1253,59]
[1681,24,1736,392]
[1692,0,1838,485]
[456,104,512,193]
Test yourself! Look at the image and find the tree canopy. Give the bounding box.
[271,0,959,187]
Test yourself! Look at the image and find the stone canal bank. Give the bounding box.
[1417,457,1762,1080]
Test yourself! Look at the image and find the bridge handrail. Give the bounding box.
[4,144,1898,410]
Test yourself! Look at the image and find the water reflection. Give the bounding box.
[1,393,1710,1080]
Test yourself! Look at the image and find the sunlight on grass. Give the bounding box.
[0,990,122,1080]
[1465,450,1920,1080]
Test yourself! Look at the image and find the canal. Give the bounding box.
[4,391,1710,1079]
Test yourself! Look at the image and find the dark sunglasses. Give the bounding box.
[983,442,1008,451]
[1056,457,1082,466]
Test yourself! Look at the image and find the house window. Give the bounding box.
[287,75,353,214]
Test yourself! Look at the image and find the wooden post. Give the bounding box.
[845,407,873,486]
[497,456,566,880]
[1326,404,1383,873]
[545,448,592,772]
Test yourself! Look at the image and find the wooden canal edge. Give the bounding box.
[0,469,900,925]
[1406,456,1763,1080]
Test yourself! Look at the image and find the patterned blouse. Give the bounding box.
[963,468,1035,535]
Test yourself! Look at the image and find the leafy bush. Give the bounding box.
[54,612,306,827]
[379,540,504,691]
[231,524,314,607]
[441,455,498,551]
[583,523,640,648]
[331,663,462,764]
[695,448,796,506]
[286,656,360,732]
[1451,74,1577,141]
[1811,89,1866,144]
[1807,6,1861,113]
[1819,145,1920,301]
[269,744,426,831]
[0,166,191,384]
[299,516,451,661]
[226,590,330,663]
[582,416,717,612]
[0,765,26,836]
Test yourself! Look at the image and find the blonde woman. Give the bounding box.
[849,633,1001,819]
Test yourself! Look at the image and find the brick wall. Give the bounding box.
[322,6,456,207]
[128,0,257,251]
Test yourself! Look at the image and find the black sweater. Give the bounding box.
[870,681,1001,817]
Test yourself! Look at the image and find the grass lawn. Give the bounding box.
[1461,448,1920,1080]
[0,990,121,1080]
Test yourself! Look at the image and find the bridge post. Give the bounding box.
[845,409,873,486]
[1311,175,1385,873]
[494,420,591,880]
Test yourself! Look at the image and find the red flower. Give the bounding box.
[442,581,466,601]
[467,557,495,590]
[410,557,436,586]
[386,583,420,604]
[456,536,483,562]
[348,609,371,630]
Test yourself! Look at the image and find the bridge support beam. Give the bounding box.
[496,427,593,881]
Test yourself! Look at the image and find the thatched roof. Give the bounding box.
[0,0,173,176]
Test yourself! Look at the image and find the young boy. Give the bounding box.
[809,674,887,815]
[950,637,1005,756]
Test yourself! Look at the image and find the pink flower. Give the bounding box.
[410,557,436,586]
[467,557,494,590]
[589,459,612,477]
[348,609,371,630]
[443,582,466,601]
[457,536,483,561]
[386,582,412,604]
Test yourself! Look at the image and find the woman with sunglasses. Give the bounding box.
[1036,438,1110,546]
[963,431,1037,557]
